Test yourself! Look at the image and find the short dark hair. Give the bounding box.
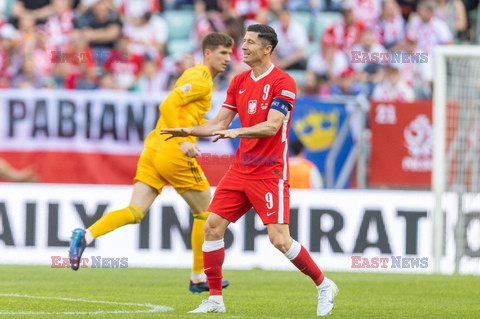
[246,24,278,53]
[202,32,234,52]
[290,139,304,156]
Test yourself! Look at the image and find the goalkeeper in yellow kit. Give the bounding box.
[69,32,234,293]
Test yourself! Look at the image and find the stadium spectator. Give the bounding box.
[406,1,454,56]
[0,158,38,182]
[307,34,349,88]
[98,71,121,89]
[75,64,98,89]
[228,0,269,25]
[271,7,308,70]
[10,0,53,26]
[116,0,161,22]
[122,10,167,60]
[329,66,363,96]
[396,0,420,21]
[350,28,386,96]
[221,17,248,84]
[395,33,433,98]
[286,0,323,12]
[51,61,77,89]
[193,0,226,33]
[195,0,231,21]
[300,68,321,96]
[45,0,75,50]
[17,14,37,53]
[0,1,5,20]
[74,0,122,51]
[11,55,44,88]
[372,0,405,50]
[348,0,382,28]
[162,24,337,316]
[433,0,467,39]
[191,1,215,60]
[0,25,21,82]
[289,140,323,188]
[77,0,103,14]
[103,36,143,90]
[68,33,234,297]
[371,64,414,102]
[325,4,365,55]
[31,29,54,78]
[133,58,168,92]
[406,1,452,93]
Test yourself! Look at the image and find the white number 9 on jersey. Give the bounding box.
[263,84,270,100]
[265,192,273,209]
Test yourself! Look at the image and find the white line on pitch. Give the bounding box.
[0,293,174,315]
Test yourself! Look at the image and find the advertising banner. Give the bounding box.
[0,89,232,185]
[5,184,478,274]
[369,101,433,187]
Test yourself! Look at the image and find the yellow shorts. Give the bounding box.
[134,145,209,194]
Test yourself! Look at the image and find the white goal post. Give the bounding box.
[433,45,480,273]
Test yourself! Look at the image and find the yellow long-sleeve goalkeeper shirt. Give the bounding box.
[144,64,213,151]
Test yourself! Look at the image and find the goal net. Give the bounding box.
[433,45,480,273]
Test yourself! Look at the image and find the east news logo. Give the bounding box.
[51,256,128,268]
[351,256,429,269]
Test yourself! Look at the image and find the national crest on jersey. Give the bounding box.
[248,100,257,114]
[222,64,297,181]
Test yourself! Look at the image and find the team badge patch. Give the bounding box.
[281,90,295,99]
[248,100,257,114]
[178,83,192,93]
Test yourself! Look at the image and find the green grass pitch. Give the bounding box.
[0,265,479,318]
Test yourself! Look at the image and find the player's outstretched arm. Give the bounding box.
[212,108,286,142]
[161,107,237,140]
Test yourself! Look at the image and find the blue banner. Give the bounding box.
[290,97,354,188]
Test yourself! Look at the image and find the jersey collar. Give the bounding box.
[197,63,212,80]
[250,64,275,82]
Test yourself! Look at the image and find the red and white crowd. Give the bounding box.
[0,0,475,102]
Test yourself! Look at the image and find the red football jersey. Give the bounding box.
[222,65,297,180]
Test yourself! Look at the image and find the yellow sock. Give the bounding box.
[191,211,209,275]
[88,204,143,240]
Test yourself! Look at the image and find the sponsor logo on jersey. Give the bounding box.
[239,89,246,94]
[178,83,192,93]
[248,100,257,114]
[281,90,295,99]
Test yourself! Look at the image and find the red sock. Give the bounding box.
[290,246,324,286]
[203,248,225,296]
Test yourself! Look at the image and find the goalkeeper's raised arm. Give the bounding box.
[161,107,237,140]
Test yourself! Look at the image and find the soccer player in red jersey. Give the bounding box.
[162,24,338,316]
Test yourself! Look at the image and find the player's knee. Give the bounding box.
[269,236,290,253]
[204,220,223,241]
